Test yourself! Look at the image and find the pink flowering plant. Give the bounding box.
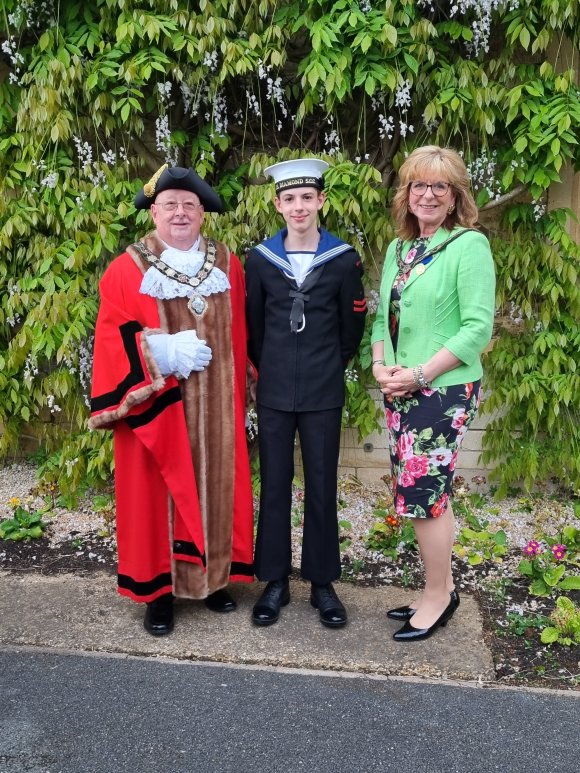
[518,527,580,597]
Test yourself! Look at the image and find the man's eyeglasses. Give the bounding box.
[409,181,450,197]
[155,201,203,212]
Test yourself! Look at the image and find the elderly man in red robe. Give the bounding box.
[90,165,254,635]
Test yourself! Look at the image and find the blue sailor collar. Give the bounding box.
[254,228,352,280]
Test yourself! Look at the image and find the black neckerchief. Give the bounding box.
[282,266,326,333]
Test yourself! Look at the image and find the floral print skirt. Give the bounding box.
[384,381,482,519]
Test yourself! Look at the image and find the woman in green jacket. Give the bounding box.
[371,145,495,642]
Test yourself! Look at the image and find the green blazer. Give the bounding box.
[371,226,496,387]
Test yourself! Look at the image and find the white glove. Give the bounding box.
[147,331,212,379]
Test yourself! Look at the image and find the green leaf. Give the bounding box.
[558,576,580,591]
[519,27,531,49]
[530,578,550,596]
[540,627,559,644]
[544,565,565,586]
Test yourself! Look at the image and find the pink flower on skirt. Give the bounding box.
[449,450,459,471]
[395,495,408,515]
[405,455,430,478]
[451,408,467,430]
[386,408,401,431]
[396,430,415,460]
[399,471,416,488]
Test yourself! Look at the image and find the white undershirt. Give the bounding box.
[287,251,316,286]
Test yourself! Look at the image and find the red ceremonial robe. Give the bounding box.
[90,232,254,603]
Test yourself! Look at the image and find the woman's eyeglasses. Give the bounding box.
[155,201,202,212]
[409,182,450,197]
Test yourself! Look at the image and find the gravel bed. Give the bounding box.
[0,462,575,565]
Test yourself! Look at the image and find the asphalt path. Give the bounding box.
[1,648,578,773]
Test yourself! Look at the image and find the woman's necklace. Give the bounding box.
[395,235,432,274]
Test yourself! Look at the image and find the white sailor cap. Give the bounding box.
[265,158,329,194]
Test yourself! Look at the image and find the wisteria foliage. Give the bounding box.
[0,0,579,494]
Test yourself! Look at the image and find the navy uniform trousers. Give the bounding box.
[253,404,343,585]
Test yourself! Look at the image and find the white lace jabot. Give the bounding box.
[139,241,230,300]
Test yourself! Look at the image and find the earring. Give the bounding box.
[447,204,455,215]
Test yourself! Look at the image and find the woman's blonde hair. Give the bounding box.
[392,145,479,240]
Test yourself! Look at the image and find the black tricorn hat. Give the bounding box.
[135,165,224,212]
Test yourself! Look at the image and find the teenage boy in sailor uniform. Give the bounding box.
[245,159,367,628]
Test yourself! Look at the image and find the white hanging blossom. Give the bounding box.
[324,118,341,156]
[72,135,94,171]
[157,81,173,104]
[2,36,25,84]
[23,353,39,381]
[378,114,394,140]
[101,149,116,166]
[395,79,414,139]
[212,90,228,136]
[155,115,178,166]
[65,457,79,476]
[419,0,519,56]
[203,50,219,72]
[395,79,412,110]
[246,90,262,117]
[246,407,258,441]
[7,313,22,328]
[532,199,546,221]
[77,336,94,408]
[345,224,366,248]
[467,148,501,201]
[258,60,289,122]
[181,83,198,117]
[40,171,58,189]
[7,0,56,30]
[399,121,414,139]
[508,300,523,325]
[47,395,62,414]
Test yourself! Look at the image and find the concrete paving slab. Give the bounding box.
[0,570,495,681]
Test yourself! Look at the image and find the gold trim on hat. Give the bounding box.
[143,164,168,198]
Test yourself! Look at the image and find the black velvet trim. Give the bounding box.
[91,321,145,411]
[124,386,182,429]
[117,571,172,597]
[230,561,254,577]
[173,539,207,568]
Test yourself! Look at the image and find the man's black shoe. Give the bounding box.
[310,583,347,628]
[204,588,237,613]
[144,593,174,636]
[252,578,290,626]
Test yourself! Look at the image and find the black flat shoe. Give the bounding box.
[310,583,347,628]
[393,596,457,643]
[387,590,459,622]
[252,579,290,626]
[144,593,174,636]
[205,588,237,613]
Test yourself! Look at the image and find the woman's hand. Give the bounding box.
[375,365,419,399]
